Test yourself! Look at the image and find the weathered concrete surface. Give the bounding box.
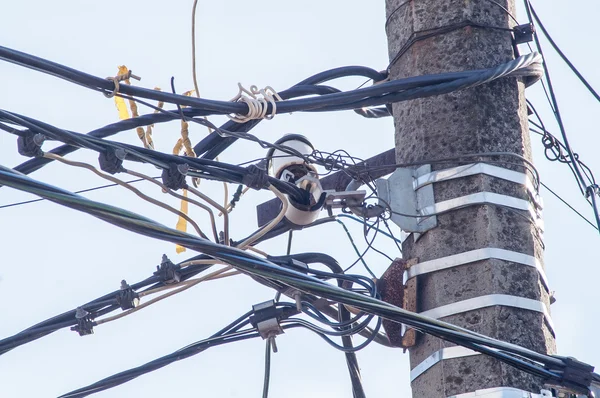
[384,0,555,396]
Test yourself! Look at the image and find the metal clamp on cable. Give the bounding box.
[249,300,297,353]
[153,255,182,284]
[545,357,596,397]
[98,148,126,175]
[17,131,45,158]
[514,23,535,45]
[267,256,309,274]
[70,307,94,336]
[243,164,270,190]
[115,280,140,311]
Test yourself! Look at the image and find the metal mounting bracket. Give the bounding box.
[324,190,366,209]
[376,164,437,233]
[376,163,544,236]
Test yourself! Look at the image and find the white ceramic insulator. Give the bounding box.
[270,139,316,178]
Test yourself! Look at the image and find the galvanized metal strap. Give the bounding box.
[405,248,549,292]
[411,346,480,381]
[413,163,542,210]
[447,387,553,397]
[419,192,544,232]
[420,294,554,334]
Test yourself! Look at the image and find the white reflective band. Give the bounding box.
[405,248,549,292]
[411,346,480,381]
[420,294,554,334]
[447,387,553,397]
[419,192,544,233]
[413,163,542,210]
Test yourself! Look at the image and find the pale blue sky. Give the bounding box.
[0,1,598,397]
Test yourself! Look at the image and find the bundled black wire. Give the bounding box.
[0,44,542,180]
[0,165,596,396]
[0,258,216,356]
[58,309,261,397]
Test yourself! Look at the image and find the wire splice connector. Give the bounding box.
[161,163,188,191]
[70,307,94,336]
[243,164,270,190]
[98,148,126,175]
[153,255,181,284]
[17,132,45,158]
[115,280,139,311]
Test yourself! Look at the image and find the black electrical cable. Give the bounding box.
[526,98,600,232]
[523,2,587,195]
[541,181,599,231]
[0,258,213,356]
[528,2,600,103]
[262,339,272,398]
[362,217,394,263]
[0,44,539,164]
[1,165,594,393]
[0,177,156,210]
[0,109,309,203]
[59,313,258,397]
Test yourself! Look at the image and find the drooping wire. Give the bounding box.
[0,177,155,210]
[540,182,598,231]
[0,166,592,393]
[523,1,587,195]
[528,2,600,103]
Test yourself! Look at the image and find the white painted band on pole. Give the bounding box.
[405,248,549,292]
[413,163,542,210]
[420,294,554,334]
[411,346,480,381]
[447,387,553,397]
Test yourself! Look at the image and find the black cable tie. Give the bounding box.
[153,254,181,284]
[229,184,244,210]
[585,185,599,199]
[70,307,94,336]
[115,280,139,311]
[98,148,126,174]
[161,163,188,190]
[243,164,270,190]
[513,23,535,45]
[17,131,45,158]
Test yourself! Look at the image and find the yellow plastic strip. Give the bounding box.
[114,96,130,120]
[175,189,189,254]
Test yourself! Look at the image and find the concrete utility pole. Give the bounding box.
[384,1,555,397]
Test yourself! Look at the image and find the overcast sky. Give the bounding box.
[0,1,598,397]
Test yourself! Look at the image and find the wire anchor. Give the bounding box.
[103,70,141,98]
[228,83,283,123]
[70,307,94,336]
